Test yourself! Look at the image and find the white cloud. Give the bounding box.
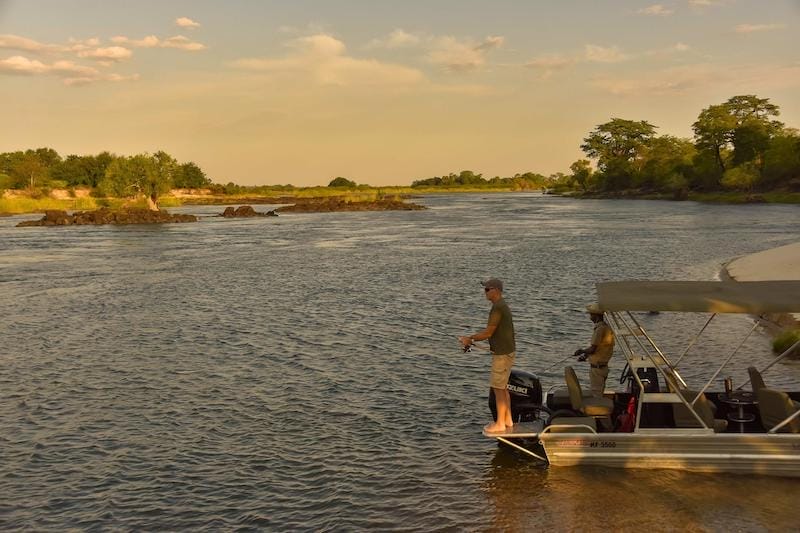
[367,29,422,49]
[584,44,629,63]
[734,23,785,34]
[689,0,723,6]
[0,34,60,53]
[0,54,138,85]
[77,46,133,62]
[231,33,424,86]
[176,17,201,29]
[427,35,504,72]
[111,34,206,51]
[638,4,674,16]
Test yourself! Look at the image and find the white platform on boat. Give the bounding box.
[482,420,544,438]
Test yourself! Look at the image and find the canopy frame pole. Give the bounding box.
[613,312,708,429]
[692,319,760,405]
[622,311,688,389]
[768,408,800,434]
[607,312,648,431]
[673,313,717,368]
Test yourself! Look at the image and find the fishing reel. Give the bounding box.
[463,342,474,353]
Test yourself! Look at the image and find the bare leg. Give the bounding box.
[485,387,509,432]
[503,388,513,427]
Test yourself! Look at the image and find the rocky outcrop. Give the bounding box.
[276,197,426,213]
[220,205,278,217]
[16,208,197,227]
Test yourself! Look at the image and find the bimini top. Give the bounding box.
[596,280,800,314]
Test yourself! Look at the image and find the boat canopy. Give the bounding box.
[596,281,800,314]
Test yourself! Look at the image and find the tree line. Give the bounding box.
[0,148,212,208]
[563,94,799,195]
[411,170,548,190]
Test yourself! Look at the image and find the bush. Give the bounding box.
[773,329,800,355]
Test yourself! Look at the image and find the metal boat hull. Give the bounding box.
[540,431,800,477]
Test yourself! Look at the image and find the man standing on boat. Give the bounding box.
[459,278,516,434]
[574,304,615,398]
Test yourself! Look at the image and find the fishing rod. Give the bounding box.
[401,316,490,352]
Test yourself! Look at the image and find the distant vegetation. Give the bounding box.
[553,94,800,199]
[2,93,798,215]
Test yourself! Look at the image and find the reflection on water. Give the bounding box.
[1,194,799,530]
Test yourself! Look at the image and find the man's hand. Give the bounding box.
[573,348,584,357]
[458,336,473,349]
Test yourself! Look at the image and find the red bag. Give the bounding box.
[615,396,637,432]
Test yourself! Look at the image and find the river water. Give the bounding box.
[1,194,799,531]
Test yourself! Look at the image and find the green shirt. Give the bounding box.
[488,298,516,355]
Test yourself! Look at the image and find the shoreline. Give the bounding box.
[722,242,800,333]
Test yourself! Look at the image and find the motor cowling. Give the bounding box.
[489,369,544,422]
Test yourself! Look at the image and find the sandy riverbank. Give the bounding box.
[724,242,800,330]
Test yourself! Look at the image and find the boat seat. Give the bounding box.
[564,366,613,417]
[552,387,592,409]
[672,388,727,432]
[548,416,596,433]
[755,388,800,433]
[748,367,800,410]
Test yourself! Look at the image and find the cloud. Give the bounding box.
[77,46,133,62]
[427,35,504,72]
[591,62,800,96]
[524,54,575,79]
[111,34,206,51]
[734,23,785,34]
[175,17,201,29]
[366,29,422,49]
[231,33,424,86]
[584,44,629,63]
[638,4,674,16]
[0,33,60,53]
[688,0,724,6]
[0,54,138,85]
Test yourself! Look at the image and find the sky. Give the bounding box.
[1,0,799,186]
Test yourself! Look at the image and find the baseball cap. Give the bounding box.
[481,278,503,291]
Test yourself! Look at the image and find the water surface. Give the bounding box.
[1,194,799,530]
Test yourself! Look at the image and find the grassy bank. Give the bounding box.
[560,190,800,204]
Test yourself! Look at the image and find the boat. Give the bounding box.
[484,280,800,477]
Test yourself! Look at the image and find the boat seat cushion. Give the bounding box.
[673,389,727,432]
[552,387,591,408]
[549,417,597,433]
[582,397,614,417]
[756,388,800,433]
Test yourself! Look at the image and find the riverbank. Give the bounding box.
[559,190,800,204]
[724,242,800,333]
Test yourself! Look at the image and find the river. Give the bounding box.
[1,194,799,530]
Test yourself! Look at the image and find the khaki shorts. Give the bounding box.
[490,352,516,389]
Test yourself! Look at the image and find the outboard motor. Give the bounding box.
[489,369,544,422]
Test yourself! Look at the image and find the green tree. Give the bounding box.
[10,151,50,190]
[638,136,696,192]
[762,129,800,189]
[328,176,357,187]
[146,151,177,209]
[569,159,593,191]
[722,162,761,193]
[581,118,657,190]
[174,162,210,188]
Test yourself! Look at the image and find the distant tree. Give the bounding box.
[328,177,357,187]
[174,162,210,188]
[10,151,50,190]
[638,136,696,192]
[569,159,593,191]
[581,118,657,190]
[722,162,761,193]
[146,151,177,209]
[762,129,800,189]
[693,95,783,177]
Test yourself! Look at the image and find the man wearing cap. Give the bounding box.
[574,303,615,398]
[459,278,516,433]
